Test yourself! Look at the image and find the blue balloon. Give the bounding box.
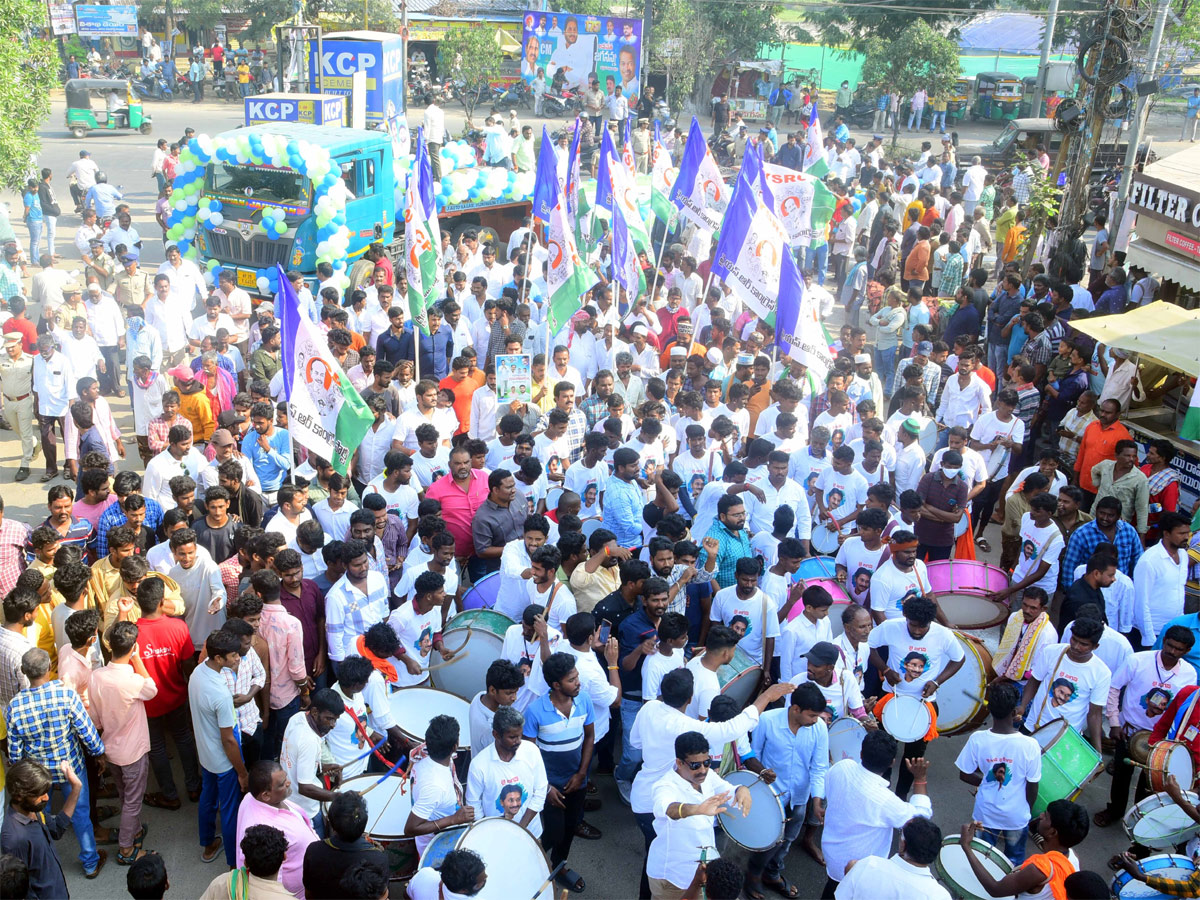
[188,138,200,155]
[177,239,191,253]
[287,141,300,155]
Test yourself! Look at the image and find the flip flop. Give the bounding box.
[975,537,992,553]
[763,876,801,899]
[555,868,585,893]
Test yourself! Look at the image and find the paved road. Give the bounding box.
[2,91,1185,898]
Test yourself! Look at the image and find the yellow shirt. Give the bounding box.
[178,390,216,442]
[237,64,251,84]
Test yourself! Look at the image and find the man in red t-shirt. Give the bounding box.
[210,40,225,80]
[134,576,202,809]
[3,297,38,352]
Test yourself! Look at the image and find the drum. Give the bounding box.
[936,632,995,736]
[429,609,515,702]
[1030,720,1104,815]
[881,695,933,743]
[784,578,852,638]
[934,837,1014,900]
[810,523,841,555]
[461,571,501,611]
[1130,730,1153,765]
[1112,854,1198,898]
[1147,740,1195,794]
[419,817,555,900]
[339,773,418,881]
[389,687,473,752]
[546,486,564,512]
[1122,791,1200,850]
[581,519,604,539]
[827,716,866,765]
[717,646,762,709]
[716,770,786,852]
[925,561,1010,630]
[796,557,838,580]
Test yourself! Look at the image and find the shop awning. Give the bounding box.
[494,28,519,53]
[1070,300,1200,376]
[1126,237,1200,292]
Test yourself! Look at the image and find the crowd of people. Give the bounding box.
[0,80,1196,900]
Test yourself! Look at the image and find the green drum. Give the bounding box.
[717,646,762,709]
[1030,720,1103,815]
[429,608,514,701]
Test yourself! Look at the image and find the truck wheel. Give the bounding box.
[139,122,153,135]
[71,127,87,139]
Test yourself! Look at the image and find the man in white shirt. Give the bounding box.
[494,516,549,621]
[961,156,988,216]
[1017,616,1110,754]
[935,349,991,439]
[834,815,950,900]
[84,281,126,396]
[424,99,446,178]
[465,704,548,835]
[1133,511,1191,646]
[822,729,934,893]
[142,423,207,509]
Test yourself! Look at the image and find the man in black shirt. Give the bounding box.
[712,93,731,140]
[1,760,84,896]
[1058,551,1117,632]
[302,790,387,899]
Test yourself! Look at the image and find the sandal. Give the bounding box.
[1093,809,1120,828]
[143,792,180,811]
[201,837,223,863]
[763,876,801,899]
[555,868,585,893]
[117,847,149,866]
[745,880,766,900]
[975,537,992,553]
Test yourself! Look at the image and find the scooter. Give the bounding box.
[133,67,173,102]
[493,81,530,112]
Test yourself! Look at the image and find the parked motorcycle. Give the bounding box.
[708,129,736,166]
[492,81,531,112]
[542,89,582,117]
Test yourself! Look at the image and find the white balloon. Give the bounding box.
[209,213,223,227]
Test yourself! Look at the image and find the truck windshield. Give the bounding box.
[992,122,1019,150]
[208,163,310,206]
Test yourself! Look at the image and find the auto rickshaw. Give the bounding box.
[970,71,1022,122]
[946,77,972,124]
[64,78,152,139]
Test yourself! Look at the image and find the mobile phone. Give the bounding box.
[598,621,612,644]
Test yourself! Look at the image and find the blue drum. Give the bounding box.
[1111,853,1197,898]
[796,557,838,580]
[461,571,501,611]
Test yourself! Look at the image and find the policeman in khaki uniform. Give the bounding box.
[0,332,37,481]
[54,282,91,334]
[113,251,152,309]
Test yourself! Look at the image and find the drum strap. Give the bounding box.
[1035,647,1070,727]
[543,581,562,616]
[1168,687,1200,741]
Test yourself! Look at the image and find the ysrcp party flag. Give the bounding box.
[651,121,677,228]
[671,117,729,232]
[277,265,373,475]
[621,117,636,173]
[776,250,835,384]
[609,153,651,252]
[532,125,561,224]
[710,165,789,322]
[405,128,442,334]
[1183,386,1200,441]
[762,163,837,248]
[546,194,597,336]
[803,102,829,178]
[611,197,645,300]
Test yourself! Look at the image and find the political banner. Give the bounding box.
[761,164,837,248]
[521,11,642,106]
[48,4,76,35]
[74,4,137,36]
[496,354,532,405]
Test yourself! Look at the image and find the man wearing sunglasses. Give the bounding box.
[645,730,751,899]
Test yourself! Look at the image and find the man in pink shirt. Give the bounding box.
[251,569,309,760]
[59,609,100,710]
[235,760,318,898]
[425,445,489,564]
[88,620,158,864]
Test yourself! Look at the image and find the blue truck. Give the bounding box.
[193,123,531,297]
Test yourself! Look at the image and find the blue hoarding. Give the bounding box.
[75,5,138,37]
[308,31,404,125]
[244,94,346,127]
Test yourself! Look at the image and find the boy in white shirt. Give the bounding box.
[641,612,689,702]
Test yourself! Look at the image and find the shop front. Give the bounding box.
[1125,144,1200,303]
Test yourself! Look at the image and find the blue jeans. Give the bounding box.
[907,107,924,130]
[53,775,99,872]
[199,766,242,868]
[615,697,643,786]
[27,218,43,261]
[748,803,806,880]
[804,242,828,285]
[311,810,325,838]
[43,216,57,257]
[928,110,946,132]
[875,346,897,393]
[987,342,1008,385]
[979,824,1029,865]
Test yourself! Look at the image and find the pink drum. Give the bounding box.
[925,561,1010,630]
[785,578,853,638]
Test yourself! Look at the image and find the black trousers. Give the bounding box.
[541,784,586,870]
[99,345,122,394]
[973,480,1005,533]
[38,413,64,474]
[918,542,953,562]
[1105,734,1150,817]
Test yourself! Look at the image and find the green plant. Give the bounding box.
[0,0,57,189]
[1012,151,1060,272]
[438,25,503,128]
[859,22,959,148]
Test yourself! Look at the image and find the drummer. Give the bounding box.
[500,603,563,712]
[957,799,1090,898]
[778,584,835,684]
[406,847,487,900]
[386,571,456,687]
[405,715,473,856]
[392,531,461,615]
[468,659,525,757]
[1015,616,1110,755]
[866,531,950,628]
[867,595,966,798]
[953,682,1042,865]
[790,641,875,729]
[465,705,548,836]
[645,731,751,900]
[832,817,949,899]
[1116,775,1200,895]
[1095,624,1197,829]
[991,587,1058,690]
[325,656,386,780]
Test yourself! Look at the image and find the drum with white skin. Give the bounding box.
[934,837,1014,900]
[389,687,473,752]
[1123,791,1200,850]
[1112,854,1198,898]
[429,609,515,702]
[935,632,995,736]
[827,716,867,764]
[419,816,555,900]
[716,769,786,852]
[880,695,933,744]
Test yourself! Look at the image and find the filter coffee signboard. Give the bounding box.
[1129,173,1200,239]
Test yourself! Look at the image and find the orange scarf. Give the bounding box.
[1021,851,1075,900]
[356,635,398,683]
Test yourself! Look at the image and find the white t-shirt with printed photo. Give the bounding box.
[363,478,420,520]
[672,450,721,505]
[814,466,869,535]
[969,412,1026,475]
[835,536,885,606]
[792,667,864,722]
[1011,514,1064,595]
[1027,642,1112,734]
[534,432,573,482]
[867,558,932,620]
[1110,650,1198,733]
[954,729,1042,830]
[563,461,607,519]
[709,586,781,665]
[386,601,444,688]
[410,447,451,489]
[867,618,964,700]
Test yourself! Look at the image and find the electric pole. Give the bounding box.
[1031,0,1061,116]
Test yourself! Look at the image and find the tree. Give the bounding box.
[859,21,960,147]
[808,0,994,53]
[438,25,503,129]
[238,0,397,40]
[0,0,56,190]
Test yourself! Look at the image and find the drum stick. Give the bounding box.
[528,861,566,900]
[424,650,470,673]
[349,735,389,765]
[443,624,474,657]
[357,752,410,796]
